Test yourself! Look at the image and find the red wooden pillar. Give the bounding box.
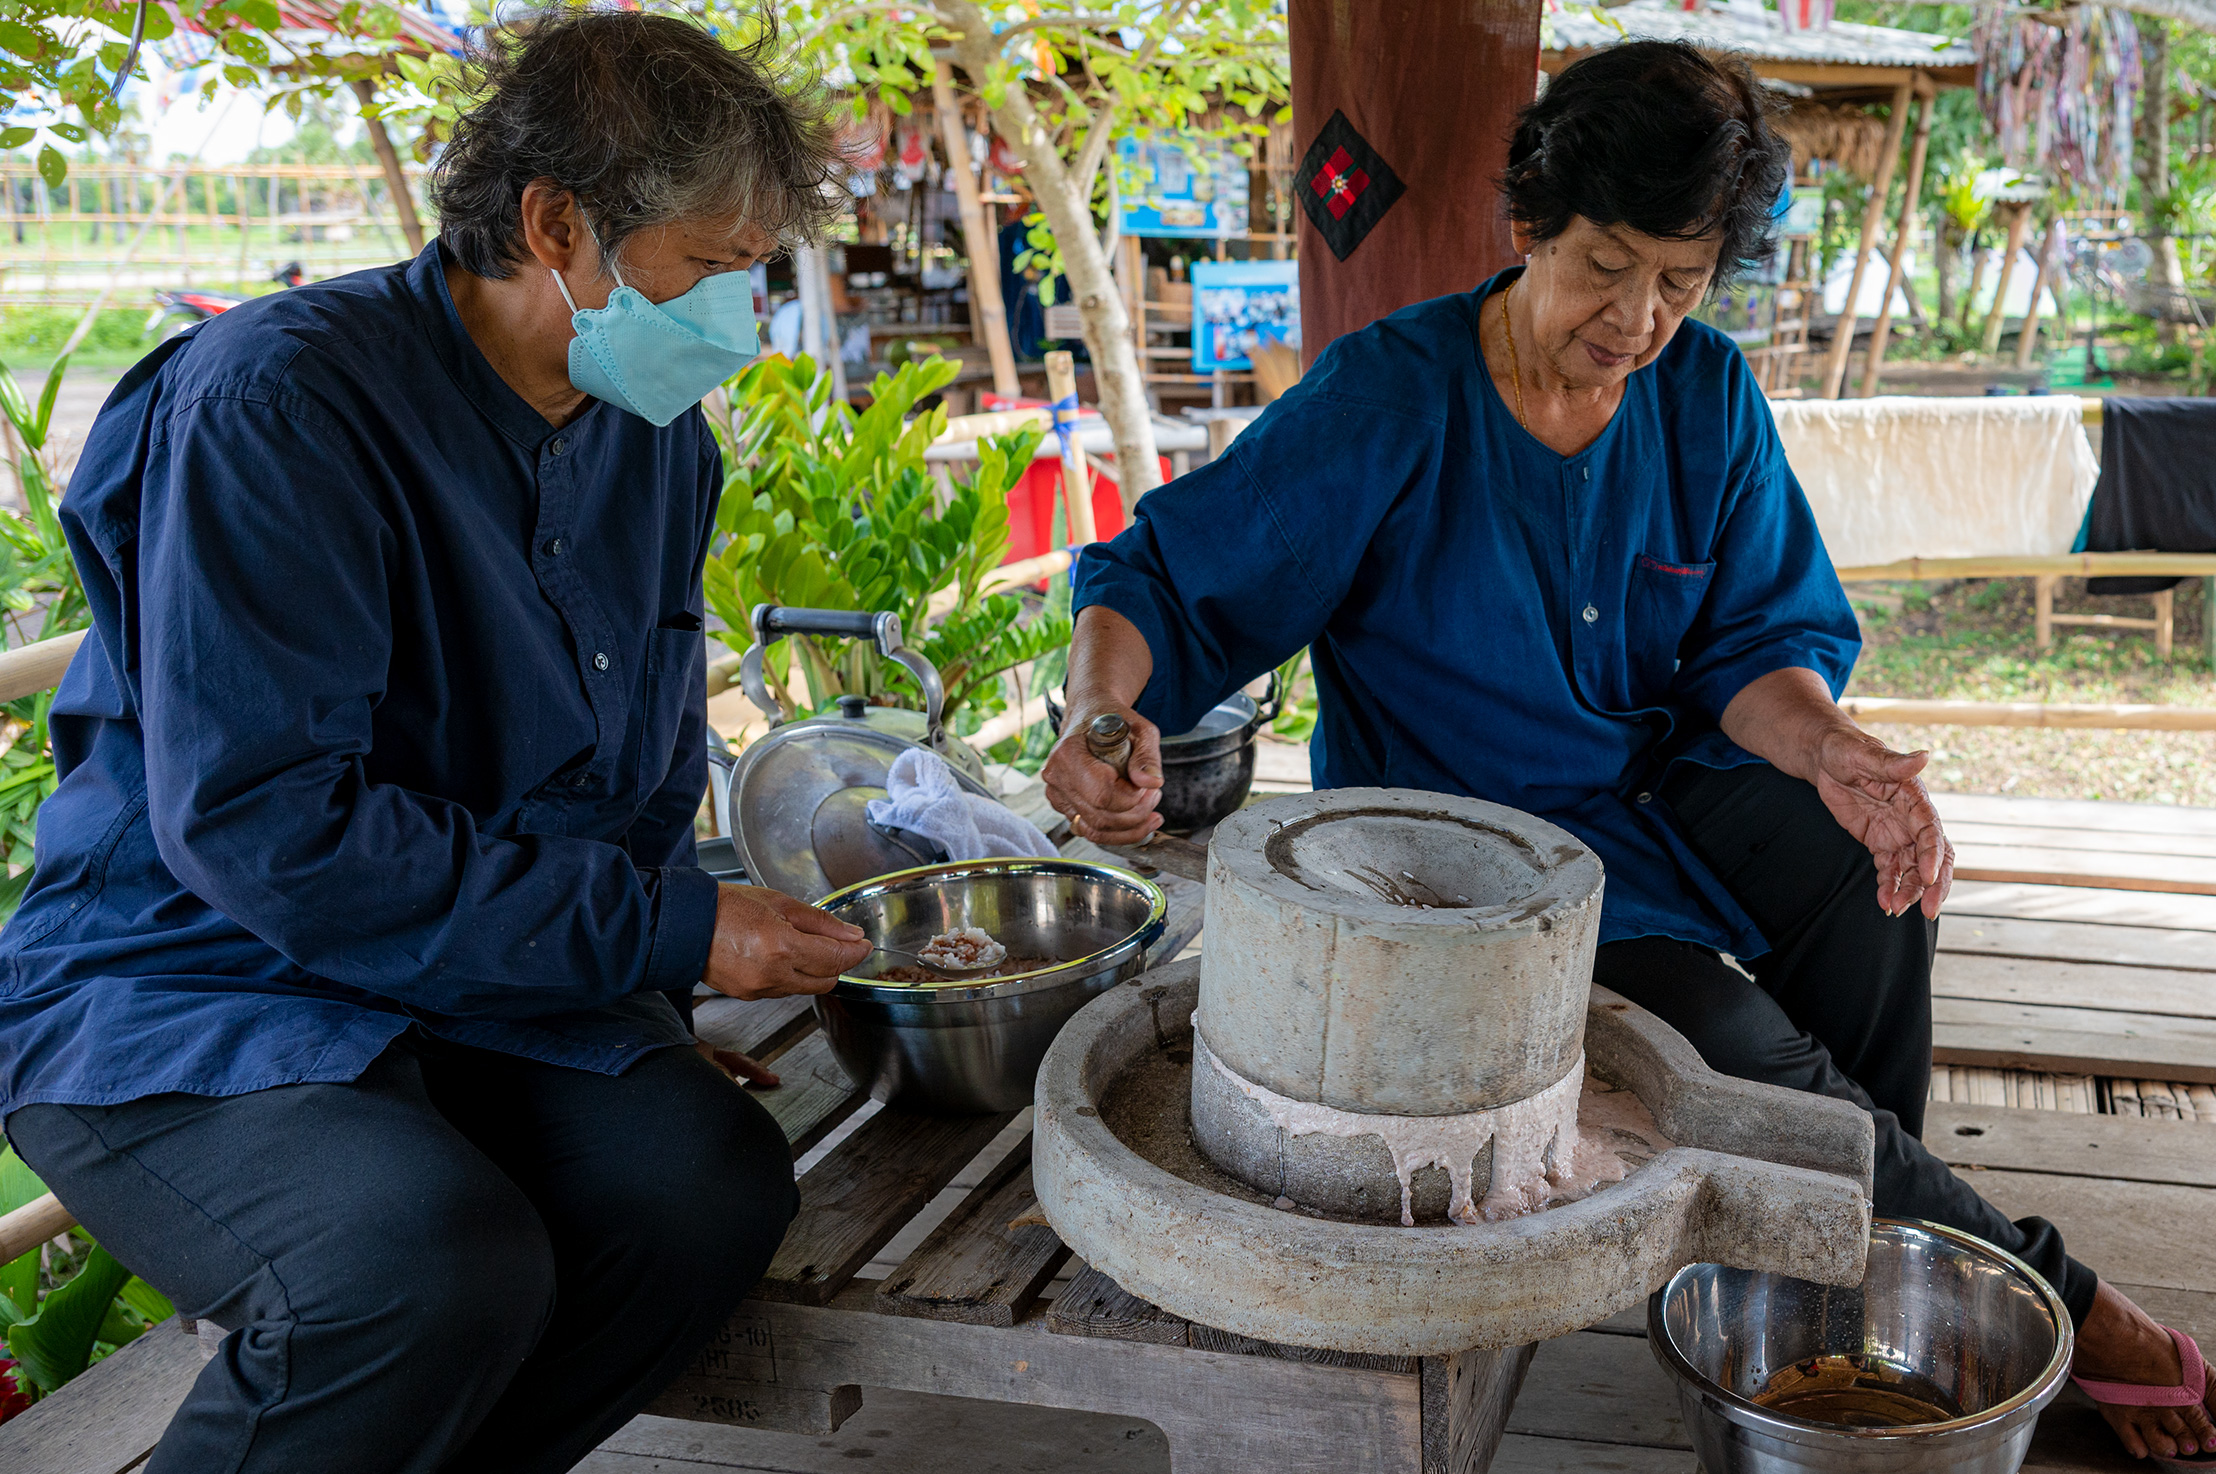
[1290,0,1542,365]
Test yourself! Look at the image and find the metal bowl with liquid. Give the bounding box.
[812,859,1167,1114]
[1649,1219,2073,1474]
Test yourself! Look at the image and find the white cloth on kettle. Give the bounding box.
[865,748,1060,862]
[1767,395,2097,571]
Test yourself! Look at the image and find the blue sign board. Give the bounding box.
[1116,134,1250,240]
[1190,260,1300,373]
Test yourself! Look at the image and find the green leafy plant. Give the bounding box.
[1271,648,1317,743]
[0,0,427,185]
[0,353,91,918]
[704,353,1070,732]
[0,1146,174,1410]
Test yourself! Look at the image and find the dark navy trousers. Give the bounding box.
[1594,760,2098,1326]
[5,1032,797,1473]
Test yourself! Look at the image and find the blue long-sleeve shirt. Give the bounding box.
[1074,269,1860,956]
[0,242,721,1119]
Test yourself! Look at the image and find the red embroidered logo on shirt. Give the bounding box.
[1637,555,1710,578]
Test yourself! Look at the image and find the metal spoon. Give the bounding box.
[867,941,1007,977]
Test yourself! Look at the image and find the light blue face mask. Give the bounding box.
[553,252,759,427]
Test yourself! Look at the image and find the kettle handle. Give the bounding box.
[738,604,950,752]
[1254,667,1284,726]
[705,743,737,842]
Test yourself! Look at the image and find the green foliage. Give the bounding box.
[1931,151,1991,247]
[0,1147,173,1401]
[720,0,1283,226]
[0,0,427,180]
[705,353,1068,727]
[0,307,150,368]
[0,353,92,919]
[1271,648,1317,742]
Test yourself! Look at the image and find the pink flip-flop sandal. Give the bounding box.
[2074,1325,2216,1468]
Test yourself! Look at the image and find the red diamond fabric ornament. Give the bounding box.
[1297,112,1406,261]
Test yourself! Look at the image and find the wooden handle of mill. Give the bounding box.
[1077,711,1208,884]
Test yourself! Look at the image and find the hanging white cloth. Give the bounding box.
[1768,395,2098,571]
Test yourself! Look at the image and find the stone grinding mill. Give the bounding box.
[1033,788,1878,1372]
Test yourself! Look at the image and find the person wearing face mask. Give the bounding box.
[0,12,874,1472]
[1046,42,2216,1465]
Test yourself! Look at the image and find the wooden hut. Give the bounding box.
[1545,0,1976,396]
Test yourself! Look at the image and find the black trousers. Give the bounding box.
[4,1033,797,1474]
[1596,761,2098,1326]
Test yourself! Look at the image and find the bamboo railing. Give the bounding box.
[0,630,89,1257]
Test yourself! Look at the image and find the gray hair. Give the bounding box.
[432,7,845,280]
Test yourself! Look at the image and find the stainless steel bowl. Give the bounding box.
[1649,1219,2073,1474]
[813,859,1168,1114]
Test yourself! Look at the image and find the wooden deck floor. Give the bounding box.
[7,783,2205,1473]
[579,783,2216,1474]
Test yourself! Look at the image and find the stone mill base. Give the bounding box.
[1033,958,1879,1358]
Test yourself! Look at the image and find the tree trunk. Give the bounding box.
[353,80,425,255]
[944,0,1163,509]
[2135,15,2184,343]
[1935,223,1956,331]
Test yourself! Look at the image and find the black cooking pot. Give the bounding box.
[1049,673,1281,832]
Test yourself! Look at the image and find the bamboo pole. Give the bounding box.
[1833,552,2216,580]
[1840,697,2216,731]
[0,1193,75,1264]
[1981,201,2032,355]
[931,64,1019,399]
[1043,350,1098,544]
[1823,79,1916,399]
[1858,94,1935,398]
[352,80,424,255]
[0,629,87,702]
[235,171,251,281]
[2015,214,2063,370]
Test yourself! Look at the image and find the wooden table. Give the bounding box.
[650,861,1535,1474]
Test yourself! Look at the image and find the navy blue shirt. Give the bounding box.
[1075,271,1860,955]
[0,243,722,1120]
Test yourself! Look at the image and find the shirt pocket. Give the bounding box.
[1626,553,1715,703]
[630,621,703,812]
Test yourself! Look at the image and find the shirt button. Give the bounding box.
[1582,604,1599,624]
[1581,466,1590,482]
[593,652,610,672]
[546,538,564,557]
[1637,791,1653,804]
[550,438,567,456]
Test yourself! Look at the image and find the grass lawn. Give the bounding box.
[1844,576,2216,805]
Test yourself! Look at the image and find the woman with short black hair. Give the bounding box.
[1048,42,2215,1461]
[0,11,874,1470]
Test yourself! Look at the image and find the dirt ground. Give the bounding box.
[1844,576,2216,805]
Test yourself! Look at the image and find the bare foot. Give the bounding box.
[2074,1282,2216,1460]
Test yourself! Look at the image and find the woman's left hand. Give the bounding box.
[1809,727,1954,920]
[694,1038,781,1088]
[1719,667,1954,921]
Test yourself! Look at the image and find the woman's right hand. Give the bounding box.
[702,884,873,1001]
[1042,699,1166,846]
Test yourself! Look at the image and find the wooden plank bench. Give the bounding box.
[1492,1102,2216,1474]
[654,953,1537,1474]
[1934,865,2216,1086]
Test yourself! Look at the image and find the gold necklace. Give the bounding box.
[1500,285,1529,430]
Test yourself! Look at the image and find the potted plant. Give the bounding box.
[703,353,1070,742]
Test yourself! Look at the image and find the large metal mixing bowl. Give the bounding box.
[814,860,1167,1114]
[1649,1219,2073,1474]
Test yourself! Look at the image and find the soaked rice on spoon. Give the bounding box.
[916,926,1007,971]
